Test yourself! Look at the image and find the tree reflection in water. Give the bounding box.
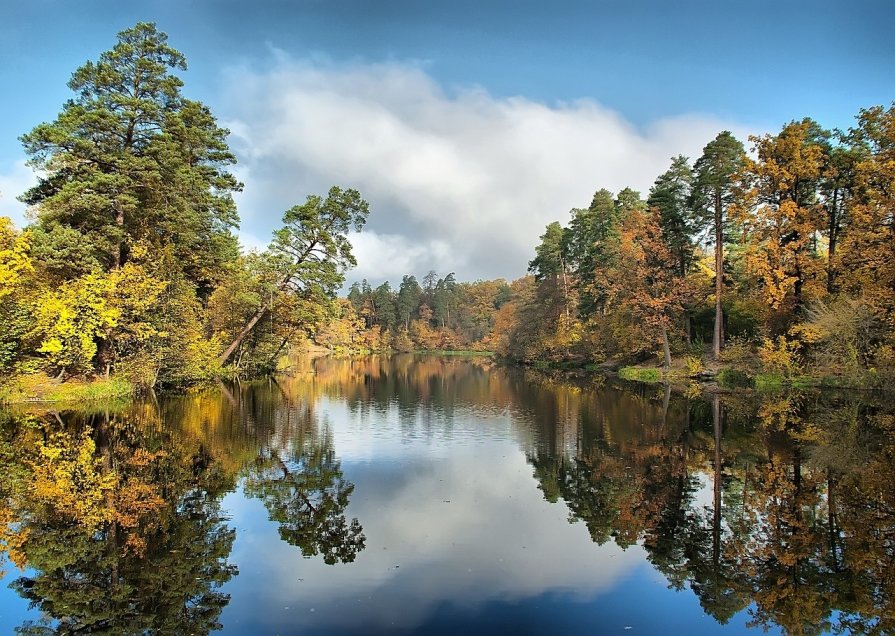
[242,397,366,564]
[0,374,366,633]
[522,375,895,635]
[0,411,238,634]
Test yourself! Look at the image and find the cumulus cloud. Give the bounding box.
[0,160,36,228]
[219,58,757,285]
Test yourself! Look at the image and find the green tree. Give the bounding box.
[433,273,458,328]
[529,222,571,318]
[648,156,696,278]
[692,132,747,359]
[373,281,397,330]
[219,186,369,364]
[20,22,241,291]
[396,275,422,330]
[567,189,620,317]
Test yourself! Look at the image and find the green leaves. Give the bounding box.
[271,186,369,298]
[20,22,241,289]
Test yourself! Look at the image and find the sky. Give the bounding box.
[1,0,893,286]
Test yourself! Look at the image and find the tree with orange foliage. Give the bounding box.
[600,207,688,368]
[840,105,895,323]
[740,120,828,325]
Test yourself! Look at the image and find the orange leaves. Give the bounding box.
[741,122,829,316]
[601,207,686,330]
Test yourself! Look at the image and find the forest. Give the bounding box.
[1,22,894,397]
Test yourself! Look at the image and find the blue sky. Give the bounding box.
[1,0,892,282]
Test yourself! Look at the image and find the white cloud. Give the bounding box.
[347,230,453,282]
[219,58,758,285]
[223,400,645,634]
[0,160,36,228]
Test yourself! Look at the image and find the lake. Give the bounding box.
[0,355,892,634]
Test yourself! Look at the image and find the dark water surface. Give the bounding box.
[0,355,893,634]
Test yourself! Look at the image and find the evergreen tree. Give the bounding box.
[692,132,746,359]
[20,22,241,294]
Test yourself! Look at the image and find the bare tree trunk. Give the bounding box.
[661,323,672,369]
[219,304,270,365]
[560,256,570,319]
[98,418,120,590]
[220,273,295,365]
[827,188,839,293]
[713,191,724,360]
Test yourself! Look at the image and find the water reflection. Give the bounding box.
[0,411,238,634]
[0,355,892,634]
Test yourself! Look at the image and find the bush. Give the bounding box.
[794,297,886,374]
[720,336,758,371]
[619,367,662,383]
[758,335,801,377]
[684,355,704,377]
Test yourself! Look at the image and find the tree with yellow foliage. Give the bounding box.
[740,120,829,326]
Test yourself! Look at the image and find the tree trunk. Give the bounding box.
[713,190,724,360]
[827,470,840,570]
[98,419,120,590]
[114,208,125,269]
[827,187,839,293]
[560,257,570,319]
[219,274,295,365]
[661,323,672,369]
[219,303,270,365]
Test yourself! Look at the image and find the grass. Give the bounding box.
[619,366,663,383]
[0,373,135,404]
[753,373,785,391]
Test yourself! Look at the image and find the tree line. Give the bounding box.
[494,108,895,383]
[324,103,895,387]
[310,272,512,353]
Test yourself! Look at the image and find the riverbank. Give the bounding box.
[506,343,892,394]
[0,373,135,404]
[2,346,886,406]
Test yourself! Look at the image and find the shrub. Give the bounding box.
[758,335,801,377]
[717,367,751,389]
[684,355,704,377]
[619,367,662,383]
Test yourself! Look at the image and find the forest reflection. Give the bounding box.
[0,355,892,634]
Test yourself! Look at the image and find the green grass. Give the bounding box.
[753,373,785,391]
[789,375,815,389]
[619,367,663,383]
[0,374,135,404]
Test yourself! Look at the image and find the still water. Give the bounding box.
[0,355,892,634]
